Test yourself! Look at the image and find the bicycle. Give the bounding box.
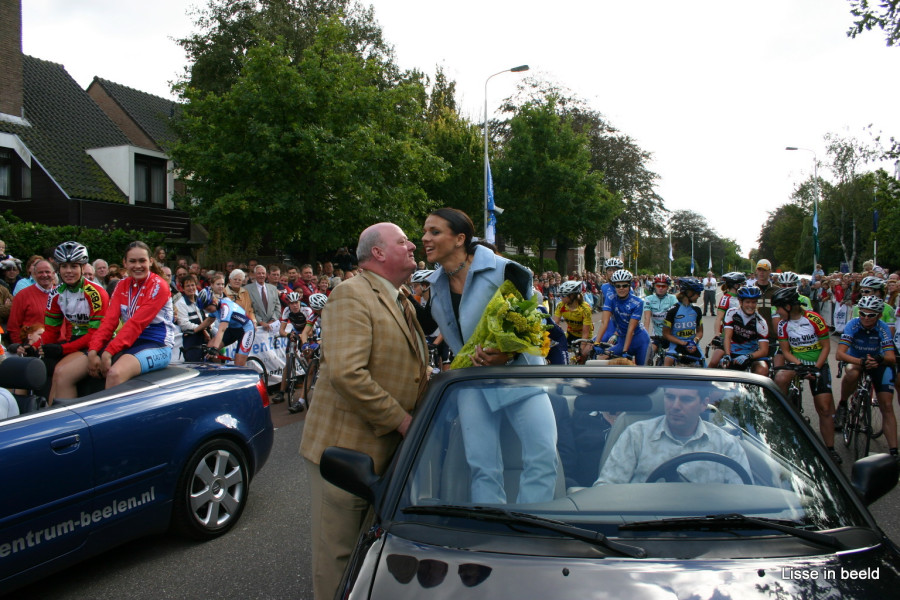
[200,344,268,387]
[772,363,819,423]
[300,336,321,410]
[649,335,668,366]
[282,334,306,412]
[839,362,883,460]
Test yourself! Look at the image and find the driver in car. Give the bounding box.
[594,386,751,485]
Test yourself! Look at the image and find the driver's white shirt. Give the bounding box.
[595,415,751,485]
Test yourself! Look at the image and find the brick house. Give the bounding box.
[0,0,199,245]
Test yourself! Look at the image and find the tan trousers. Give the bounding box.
[305,458,371,600]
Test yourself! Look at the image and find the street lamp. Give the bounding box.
[786,146,820,268]
[484,64,529,242]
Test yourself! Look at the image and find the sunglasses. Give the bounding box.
[859,311,879,319]
[860,289,875,295]
[614,283,631,289]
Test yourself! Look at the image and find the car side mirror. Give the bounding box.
[851,454,899,505]
[321,447,383,506]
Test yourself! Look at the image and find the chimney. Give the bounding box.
[0,0,24,118]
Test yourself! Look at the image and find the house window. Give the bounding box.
[0,148,30,200]
[135,155,167,205]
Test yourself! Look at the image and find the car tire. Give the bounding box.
[172,438,249,540]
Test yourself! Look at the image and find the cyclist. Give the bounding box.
[713,285,769,376]
[851,276,895,331]
[279,291,309,344]
[713,272,745,336]
[594,269,650,364]
[197,287,256,368]
[598,258,625,343]
[662,277,704,366]
[772,286,840,463]
[835,295,897,459]
[554,280,593,362]
[303,292,328,339]
[642,273,677,360]
[777,272,812,310]
[41,242,110,403]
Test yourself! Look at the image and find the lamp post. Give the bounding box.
[786,146,819,269]
[484,64,529,242]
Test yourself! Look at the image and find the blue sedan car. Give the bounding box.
[0,357,274,593]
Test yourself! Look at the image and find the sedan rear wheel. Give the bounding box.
[173,439,248,540]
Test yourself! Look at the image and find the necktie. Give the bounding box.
[261,285,268,313]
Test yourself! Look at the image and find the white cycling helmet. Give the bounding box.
[411,269,434,284]
[857,295,885,313]
[53,241,89,265]
[778,271,800,286]
[558,280,582,296]
[308,293,328,310]
[286,291,302,303]
[604,257,624,270]
[860,276,885,290]
[610,269,633,283]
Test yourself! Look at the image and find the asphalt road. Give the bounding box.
[8,305,900,599]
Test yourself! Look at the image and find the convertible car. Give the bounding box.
[323,366,900,599]
[0,356,274,593]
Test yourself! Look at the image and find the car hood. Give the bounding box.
[358,533,900,599]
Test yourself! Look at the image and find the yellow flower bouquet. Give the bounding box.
[450,280,551,369]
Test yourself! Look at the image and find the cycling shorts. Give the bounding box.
[222,325,256,356]
[790,363,832,396]
[112,340,171,374]
[665,343,704,365]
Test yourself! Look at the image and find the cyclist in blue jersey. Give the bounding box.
[198,288,256,367]
[643,273,677,359]
[835,295,897,457]
[662,277,705,366]
[714,285,769,376]
[599,257,624,343]
[594,269,650,364]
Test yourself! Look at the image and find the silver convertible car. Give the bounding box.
[323,366,900,599]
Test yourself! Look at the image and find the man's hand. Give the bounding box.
[396,413,412,438]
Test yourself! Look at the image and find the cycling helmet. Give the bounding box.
[308,293,328,310]
[53,241,89,265]
[196,288,216,308]
[558,280,582,296]
[721,272,746,287]
[610,269,633,283]
[778,271,800,286]
[860,276,885,290]
[857,295,885,313]
[653,273,671,286]
[286,291,302,303]
[677,277,704,294]
[604,257,624,270]
[411,269,434,284]
[771,286,800,308]
[737,285,762,300]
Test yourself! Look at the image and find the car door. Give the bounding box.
[0,407,93,584]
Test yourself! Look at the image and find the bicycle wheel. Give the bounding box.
[851,392,868,460]
[788,384,802,414]
[245,356,268,387]
[284,352,302,407]
[869,384,884,440]
[303,358,319,408]
[842,396,854,448]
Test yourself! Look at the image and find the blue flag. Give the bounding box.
[485,163,497,244]
[812,205,820,258]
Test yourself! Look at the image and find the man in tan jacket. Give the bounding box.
[300,222,427,599]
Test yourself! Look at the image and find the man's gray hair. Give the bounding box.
[357,227,384,265]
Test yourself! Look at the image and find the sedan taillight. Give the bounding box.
[256,378,270,408]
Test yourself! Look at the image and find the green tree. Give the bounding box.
[171,21,443,258]
[847,0,900,46]
[871,168,900,265]
[178,0,390,96]
[494,95,621,271]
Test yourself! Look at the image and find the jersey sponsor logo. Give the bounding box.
[86,286,103,312]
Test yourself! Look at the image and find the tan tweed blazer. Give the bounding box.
[299,270,427,474]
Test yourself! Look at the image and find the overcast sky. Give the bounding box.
[21,0,900,257]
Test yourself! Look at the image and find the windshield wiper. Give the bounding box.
[619,513,846,550]
[403,504,647,558]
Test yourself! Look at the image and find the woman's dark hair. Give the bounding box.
[430,207,476,253]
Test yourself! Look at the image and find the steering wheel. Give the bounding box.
[645,451,753,485]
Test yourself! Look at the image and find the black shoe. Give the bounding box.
[834,402,847,431]
[288,398,307,414]
[270,391,285,404]
[827,448,843,465]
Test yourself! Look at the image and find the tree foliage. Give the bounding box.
[493,95,621,271]
[847,0,900,46]
[171,20,443,258]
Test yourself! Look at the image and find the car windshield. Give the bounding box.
[397,375,867,534]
